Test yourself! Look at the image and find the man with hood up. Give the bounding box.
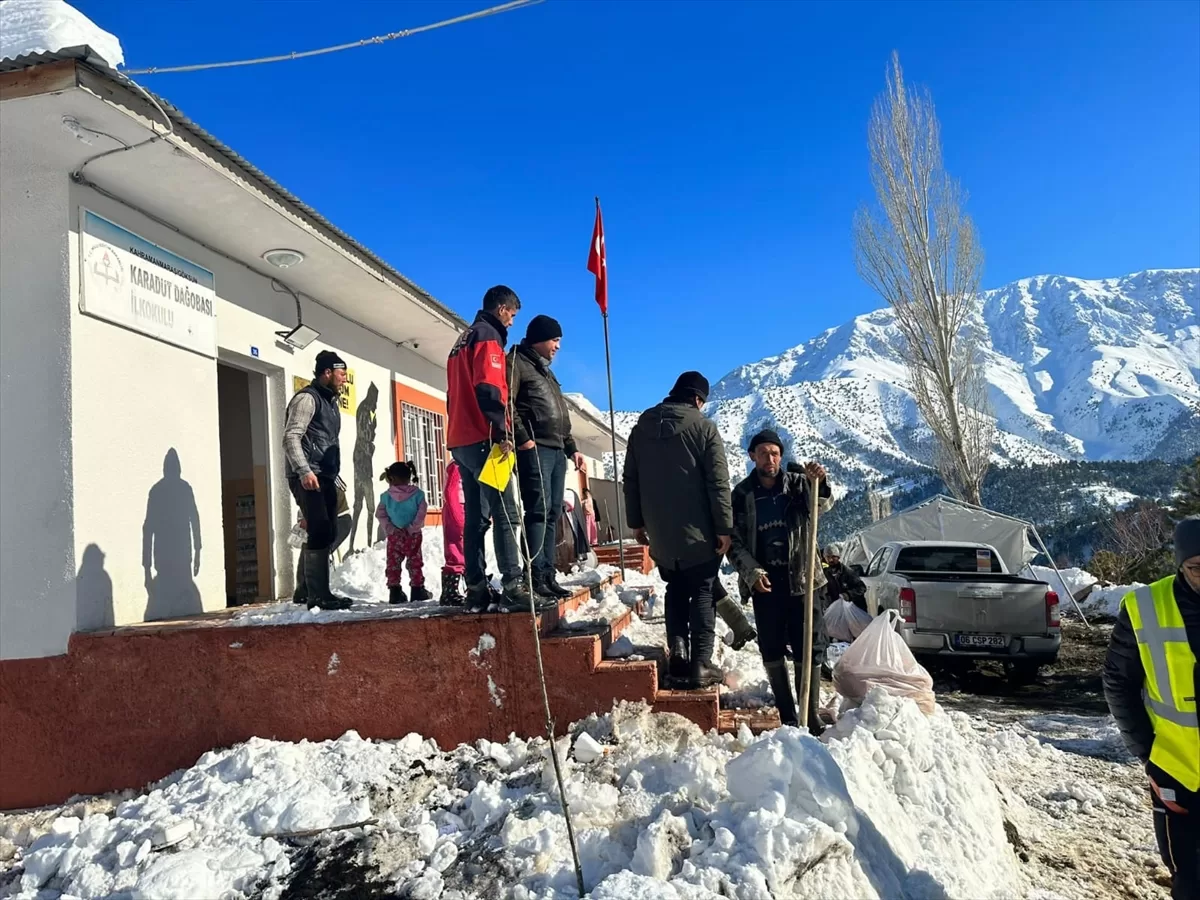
[623,371,732,690]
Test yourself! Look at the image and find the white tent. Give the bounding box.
[840,494,1089,624]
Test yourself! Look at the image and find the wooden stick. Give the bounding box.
[264,818,378,840]
[798,475,821,729]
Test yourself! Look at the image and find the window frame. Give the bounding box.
[400,401,446,510]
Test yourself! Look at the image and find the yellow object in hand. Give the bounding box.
[478,444,515,492]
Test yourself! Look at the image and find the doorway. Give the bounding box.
[217,363,273,606]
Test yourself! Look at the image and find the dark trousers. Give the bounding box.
[663,557,720,666]
[517,445,566,576]
[752,567,829,665]
[451,440,522,587]
[289,476,339,551]
[1153,792,1199,900]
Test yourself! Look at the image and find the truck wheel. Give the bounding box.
[1006,662,1040,686]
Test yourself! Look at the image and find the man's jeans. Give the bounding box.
[663,556,720,666]
[451,441,523,587]
[517,445,566,576]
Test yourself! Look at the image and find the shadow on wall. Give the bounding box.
[143,448,203,621]
[75,543,114,632]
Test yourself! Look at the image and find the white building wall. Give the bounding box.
[52,184,449,642]
[0,129,76,660]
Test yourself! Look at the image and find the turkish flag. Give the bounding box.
[587,202,608,314]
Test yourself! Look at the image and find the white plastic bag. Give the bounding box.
[823,598,872,643]
[833,610,936,715]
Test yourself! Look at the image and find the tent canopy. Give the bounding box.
[841,495,1038,574]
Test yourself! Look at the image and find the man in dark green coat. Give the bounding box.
[624,371,732,689]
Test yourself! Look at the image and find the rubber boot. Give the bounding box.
[304,550,352,610]
[292,551,310,604]
[802,664,825,737]
[410,585,432,603]
[538,571,572,600]
[766,659,798,727]
[440,573,465,606]
[389,585,407,604]
[716,592,757,651]
[668,636,690,682]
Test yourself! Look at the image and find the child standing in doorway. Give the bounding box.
[376,462,430,603]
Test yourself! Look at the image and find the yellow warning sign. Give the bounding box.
[293,369,356,415]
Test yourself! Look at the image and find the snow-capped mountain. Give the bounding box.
[705,269,1199,488]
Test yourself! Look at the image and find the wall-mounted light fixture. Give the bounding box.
[272,279,320,349]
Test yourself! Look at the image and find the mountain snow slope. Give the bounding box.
[579,270,1198,490]
[704,269,1199,488]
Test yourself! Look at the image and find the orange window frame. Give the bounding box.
[393,381,449,526]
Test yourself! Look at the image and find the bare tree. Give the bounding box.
[1106,500,1173,583]
[854,52,994,505]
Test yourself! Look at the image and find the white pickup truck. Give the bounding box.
[860,540,1060,683]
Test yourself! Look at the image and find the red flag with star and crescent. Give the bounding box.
[587,201,608,315]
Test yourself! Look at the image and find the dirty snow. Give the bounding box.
[0,0,124,67]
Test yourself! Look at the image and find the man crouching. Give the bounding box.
[728,430,834,733]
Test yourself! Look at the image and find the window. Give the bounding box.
[401,403,446,509]
[866,547,889,577]
[894,546,1003,573]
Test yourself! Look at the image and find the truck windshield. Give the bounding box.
[894,546,1003,573]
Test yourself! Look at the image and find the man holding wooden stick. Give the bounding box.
[728,430,834,733]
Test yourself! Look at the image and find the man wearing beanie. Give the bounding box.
[728,429,834,734]
[624,371,732,690]
[1105,515,1199,899]
[282,350,352,609]
[508,314,586,602]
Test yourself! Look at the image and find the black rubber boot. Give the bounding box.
[389,585,407,604]
[538,571,572,599]
[687,660,724,690]
[766,659,799,727]
[803,664,825,737]
[410,585,432,603]
[716,592,756,650]
[464,581,491,612]
[292,551,310,604]
[440,573,465,606]
[668,636,690,682]
[304,550,352,610]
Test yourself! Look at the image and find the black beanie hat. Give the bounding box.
[748,429,784,454]
[668,371,710,403]
[1176,515,1200,567]
[314,350,347,375]
[525,315,563,344]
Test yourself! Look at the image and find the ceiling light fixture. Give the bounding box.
[262,248,305,269]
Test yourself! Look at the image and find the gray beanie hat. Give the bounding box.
[1176,514,1200,567]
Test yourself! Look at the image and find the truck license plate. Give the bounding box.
[954,634,1007,649]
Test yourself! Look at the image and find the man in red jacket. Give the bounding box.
[447,286,537,611]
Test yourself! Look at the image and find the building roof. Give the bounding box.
[0,45,469,332]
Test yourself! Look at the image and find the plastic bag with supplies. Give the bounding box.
[823,598,872,642]
[833,609,936,715]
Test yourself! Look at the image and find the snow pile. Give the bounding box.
[0,1,123,67]
[1,690,1034,900]
[1030,565,1098,600]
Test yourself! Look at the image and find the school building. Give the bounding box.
[0,46,625,662]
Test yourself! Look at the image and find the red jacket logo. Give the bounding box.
[489,354,502,369]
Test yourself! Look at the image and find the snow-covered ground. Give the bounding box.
[0,563,1165,899]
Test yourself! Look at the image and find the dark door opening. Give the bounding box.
[217,363,272,606]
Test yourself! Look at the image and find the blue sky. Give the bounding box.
[80,0,1200,411]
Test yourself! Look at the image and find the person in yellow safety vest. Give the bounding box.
[1104,515,1199,900]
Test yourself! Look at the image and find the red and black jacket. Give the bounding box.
[447,310,510,449]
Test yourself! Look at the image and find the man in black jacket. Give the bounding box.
[824,542,868,612]
[283,350,353,610]
[1104,515,1199,900]
[509,315,585,602]
[728,430,834,734]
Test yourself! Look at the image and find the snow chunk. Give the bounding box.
[573,732,605,764]
[0,1,124,67]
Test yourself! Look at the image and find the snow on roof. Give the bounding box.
[0,0,123,68]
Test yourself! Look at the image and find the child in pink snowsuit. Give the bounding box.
[440,460,466,605]
[376,462,429,604]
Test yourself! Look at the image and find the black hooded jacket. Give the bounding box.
[1102,572,1200,803]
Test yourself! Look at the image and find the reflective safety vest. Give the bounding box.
[1122,576,1199,792]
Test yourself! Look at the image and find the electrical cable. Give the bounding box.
[122,0,544,76]
[71,71,175,182]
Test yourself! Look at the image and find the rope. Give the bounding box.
[497,354,587,897]
[122,0,544,76]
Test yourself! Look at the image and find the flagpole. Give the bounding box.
[595,197,627,580]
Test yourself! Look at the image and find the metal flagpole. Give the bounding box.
[602,309,627,579]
